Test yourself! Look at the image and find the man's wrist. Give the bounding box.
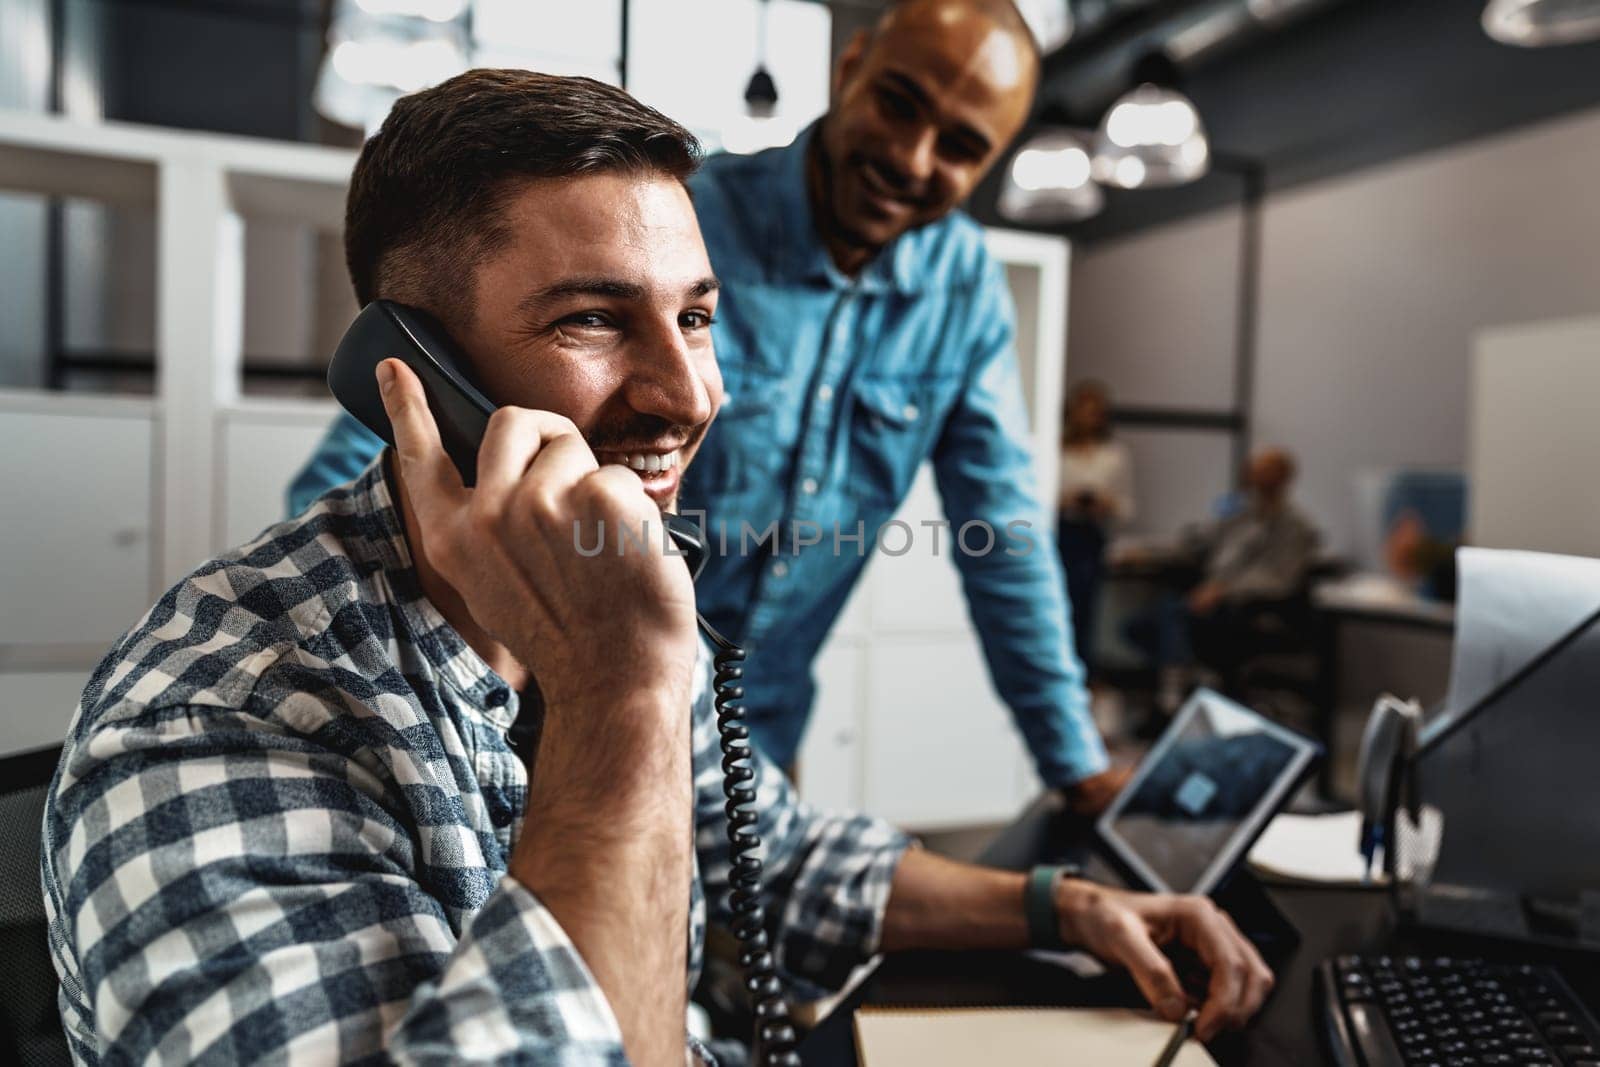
[1023,865,1083,950]
[1050,874,1108,948]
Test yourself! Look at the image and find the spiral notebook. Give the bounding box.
[853,1006,1217,1066]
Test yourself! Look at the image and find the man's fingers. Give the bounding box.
[1243,960,1275,1022]
[1177,901,1268,1040]
[1195,948,1247,1040]
[1113,917,1190,1023]
[377,359,460,501]
[476,406,586,497]
[525,427,604,495]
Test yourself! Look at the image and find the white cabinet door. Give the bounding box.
[864,467,969,633]
[218,406,341,549]
[0,406,155,646]
[861,636,1028,828]
[797,638,864,813]
[0,670,90,756]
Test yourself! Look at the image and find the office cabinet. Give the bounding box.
[0,397,155,647]
[801,640,866,814]
[0,670,91,756]
[0,396,155,755]
[218,404,340,547]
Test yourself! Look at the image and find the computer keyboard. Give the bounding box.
[1317,955,1600,1066]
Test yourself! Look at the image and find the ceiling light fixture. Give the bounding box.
[353,0,467,22]
[313,3,468,133]
[723,0,795,155]
[999,128,1103,224]
[744,0,779,117]
[1012,0,1075,53]
[1482,0,1600,46]
[1092,52,1210,189]
[744,66,778,118]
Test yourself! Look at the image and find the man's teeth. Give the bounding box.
[612,450,680,474]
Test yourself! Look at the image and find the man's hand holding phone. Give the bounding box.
[377,358,699,717]
[378,357,698,1064]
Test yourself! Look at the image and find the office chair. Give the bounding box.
[1199,557,1348,734]
[0,744,71,1066]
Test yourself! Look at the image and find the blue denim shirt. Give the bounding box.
[287,126,1106,788]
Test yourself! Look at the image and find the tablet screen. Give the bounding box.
[1098,689,1318,894]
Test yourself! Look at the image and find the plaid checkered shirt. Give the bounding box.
[41,458,910,1065]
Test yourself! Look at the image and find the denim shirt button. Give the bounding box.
[902,403,920,421]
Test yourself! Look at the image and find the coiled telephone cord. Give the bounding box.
[698,613,801,1067]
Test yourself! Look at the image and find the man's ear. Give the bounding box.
[833,28,869,100]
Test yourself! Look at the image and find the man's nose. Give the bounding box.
[884,125,938,189]
[625,322,713,429]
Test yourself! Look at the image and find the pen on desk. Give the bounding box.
[1152,1009,1198,1067]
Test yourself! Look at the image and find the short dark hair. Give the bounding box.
[344,69,702,324]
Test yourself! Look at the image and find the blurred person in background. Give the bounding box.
[1056,379,1134,675]
[287,0,1130,811]
[1127,447,1320,708]
[1182,447,1318,622]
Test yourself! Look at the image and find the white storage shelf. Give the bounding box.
[0,111,1072,833]
[0,109,355,756]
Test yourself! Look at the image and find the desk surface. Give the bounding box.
[798,796,1597,1066]
[1313,573,1456,629]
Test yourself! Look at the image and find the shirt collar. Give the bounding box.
[347,454,518,725]
[771,121,923,296]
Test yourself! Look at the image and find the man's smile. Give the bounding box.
[593,447,685,505]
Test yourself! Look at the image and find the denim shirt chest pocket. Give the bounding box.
[696,366,793,498]
[845,376,949,508]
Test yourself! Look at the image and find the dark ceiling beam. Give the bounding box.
[975,0,1600,243]
[1037,0,1348,122]
[85,0,322,27]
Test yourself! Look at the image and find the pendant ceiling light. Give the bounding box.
[724,0,794,155]
[1092,53,1209,189]
[998,128,1103,224]
[744,0,778,117]
[1012,0,1075,53]
[1483,0,1600,46]
[314,2,468,132]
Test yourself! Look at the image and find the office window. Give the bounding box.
[627,0,831,154]
[471,0,623,84]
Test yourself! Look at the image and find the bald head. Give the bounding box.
[1246,447,1298,506]
[812,0,1039,273]
[871,0,1040,66]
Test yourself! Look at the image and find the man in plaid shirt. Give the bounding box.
[43,68,1272,1065]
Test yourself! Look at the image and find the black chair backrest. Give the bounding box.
[0,744,71,1066]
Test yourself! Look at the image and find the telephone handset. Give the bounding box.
[327,300,796,1065]
[326,300,707,580]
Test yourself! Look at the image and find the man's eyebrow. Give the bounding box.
[518,277,644,313]
[883,70,934,111]
[882,70,994,157]
[518,275,721,313]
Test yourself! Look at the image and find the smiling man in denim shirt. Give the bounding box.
[287,0,1126,807]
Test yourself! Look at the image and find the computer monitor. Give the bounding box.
[1410,603,1600,946]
